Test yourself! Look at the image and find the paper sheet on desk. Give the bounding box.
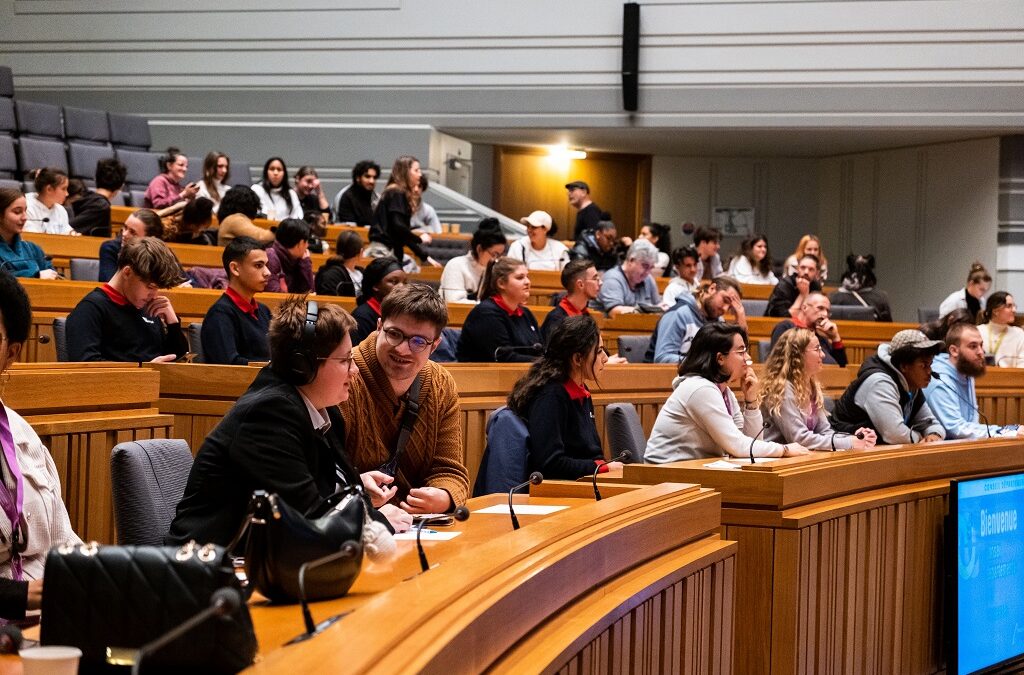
[703,457,780,469]
[474,504,569,515]
[393,531,462,541]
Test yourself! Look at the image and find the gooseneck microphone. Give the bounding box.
[285,541,361,646]
[509,472,544,530]
[26,217,50,224]
[592,451,629,501]
[132,587,242,674]
[931,372,993,438]
[749,421,770,464]
[830,430,866,452]
[416,507,470,573]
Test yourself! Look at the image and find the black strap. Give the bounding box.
[379,373,424,477]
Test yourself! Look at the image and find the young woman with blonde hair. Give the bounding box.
[783,235,828,282]
[758,328,876,450]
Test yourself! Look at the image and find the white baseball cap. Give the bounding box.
[519,210,553,231]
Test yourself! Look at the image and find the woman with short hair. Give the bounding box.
[265,218,314,294]
[315,230,365,297]
[644,322,810,462]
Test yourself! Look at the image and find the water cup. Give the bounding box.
[20,646,82,675]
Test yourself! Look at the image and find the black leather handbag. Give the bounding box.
[234,488,366,604]
[39,541,257,674]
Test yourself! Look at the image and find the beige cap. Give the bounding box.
[888,329,943,354]
[519,210,553,231]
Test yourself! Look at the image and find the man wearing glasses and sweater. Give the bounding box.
[341,283,470,515]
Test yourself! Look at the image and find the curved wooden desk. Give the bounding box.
[622,438,1024,674]
[247,484,735,674]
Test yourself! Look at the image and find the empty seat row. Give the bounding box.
[0,98,150,151]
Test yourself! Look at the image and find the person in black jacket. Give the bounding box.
[570,220,622,272]
[200,236,272,365]
[69,158,126,237]
[334,160,380,227]
[351,256,406,345]
[765,254,823,318]
[457,256,540,362]
[315,230,364,297]
[67,237,189,362]
[167,295,413,546]
[98,208,163,283]
[507,314,624,480]
[367,155,440,269]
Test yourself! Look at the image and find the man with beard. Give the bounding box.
[924,322,1024,439]
[769,292,848,367]
[645,275,747,364]
[765,253,823,318]
[334,160,380,227]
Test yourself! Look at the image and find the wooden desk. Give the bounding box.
[247,483,735,673]
[3,367,171,544]
[621,438,1024,674]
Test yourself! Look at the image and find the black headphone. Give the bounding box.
[280,300,319,385]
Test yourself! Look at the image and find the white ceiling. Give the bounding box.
[442,126,1009,158]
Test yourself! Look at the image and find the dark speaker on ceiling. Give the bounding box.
[622,2,640,112]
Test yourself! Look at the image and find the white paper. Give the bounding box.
[392,531,462,541]
[703,460,740,470]
[473,504,569,515]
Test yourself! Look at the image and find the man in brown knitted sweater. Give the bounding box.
[340,283,470,513]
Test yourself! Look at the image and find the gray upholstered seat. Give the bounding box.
[63,106,111,145]
[16,136,68,174]
[229,161,252,186]
[110,439,194,545]
[115,148,160,190]
[0,135,15,179]
[918,307,939,324]
[14,100,63,139]
[605,402,646,463]
[617,334,651,363]
[829,305,876,321]
[0,66,13,98]
[187,322,204,363]
[184,156,203,185]
[0,178,20,191]
[758,339,772,363]
[69,258,99,281]
[67,141,114,182]
[0,98,14,137]
[52,317,69,362]
[741,298,769,316]
[108,112,152,151]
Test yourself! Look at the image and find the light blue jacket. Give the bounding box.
[923,353,1002,439]
[651,292,705,364]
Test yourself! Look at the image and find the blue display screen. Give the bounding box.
[955,473,1024,674]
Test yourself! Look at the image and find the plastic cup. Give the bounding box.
[20,646,82,675]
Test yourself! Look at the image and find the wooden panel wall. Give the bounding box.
[493,146,651,239]
[723,482,947,674]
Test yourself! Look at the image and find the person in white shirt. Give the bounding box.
[638,222,671,277]
[783,234,829,282]
[662,246,700,307]
[507,210,570,271]
[251,157,303,221]
[727,235,778,285]
[196,152,231,210]
[938,261,991,320]
[24,167,77,236]
[644,322,810,462]
[438,222,507,303]
[977,291,1024,367]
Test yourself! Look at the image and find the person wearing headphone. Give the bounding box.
[167,295,412,546]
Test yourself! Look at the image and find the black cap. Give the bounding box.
[565,180,589,192]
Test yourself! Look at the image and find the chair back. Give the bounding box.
[187,322,204,363]
[69,258,100,281]
[758,339,772,363]
[429,327,460,363]
[918,307,939,324]
[617,335,651,364]
[110,439,193,545]
[604,402,646,463]
[829,305,875,321]
[52,317,69,362]
[473,406,530,497]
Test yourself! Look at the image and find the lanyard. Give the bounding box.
[0,407,24,581]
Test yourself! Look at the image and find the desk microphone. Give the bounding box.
[592,451,629,501]
[830,430,865,452]
[285,541,361,646]
[131,587,241,674]
[26,217,49,224]
[930,372,993,438]
[749,421,770,464]
[416,507,469,574]
[509,472,543,530]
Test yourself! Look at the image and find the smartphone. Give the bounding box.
[412,514,455,526]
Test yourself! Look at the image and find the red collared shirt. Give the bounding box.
[492,295,523,317]
[100,283,129,306]
[367,297,382,316]
[558,296,589,317]
[563,379,591,400]
[225,287,259,320]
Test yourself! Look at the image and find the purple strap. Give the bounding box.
[721,388,734,416]
[0,407,24,581]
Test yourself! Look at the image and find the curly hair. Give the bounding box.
[756,328,824,419]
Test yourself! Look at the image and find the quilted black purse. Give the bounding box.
[39,541,257,674]
[232,487,366,603]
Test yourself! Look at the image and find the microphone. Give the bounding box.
[415,507,470,574]
[749,420,770,464]
[132,587,242,674]
[26,217,50,223]
[830,430,866,452]
[28,334,51,344]
[0,625,22,654]
[285,541,361,646]
[592,451,629,501]
[494,344,543,361]
[930,372,993,439]
[509,471,544,530]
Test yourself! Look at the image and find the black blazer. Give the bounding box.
[167,366,374,546]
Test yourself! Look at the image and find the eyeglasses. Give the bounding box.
[381,326,433,353]
[731,347,749,355]
[319,353,355,366]
[807,344,824,354]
